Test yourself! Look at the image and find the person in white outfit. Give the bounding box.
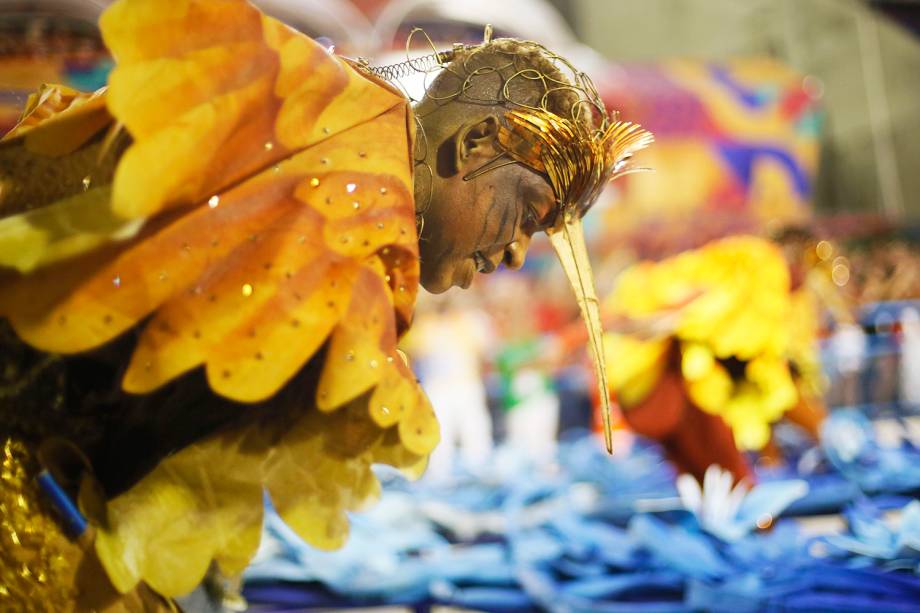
[409,297,494,481]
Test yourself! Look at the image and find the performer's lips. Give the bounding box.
[473,251,493,273]
[458,251,496,288]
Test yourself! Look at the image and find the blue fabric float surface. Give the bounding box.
[245,410,920,612]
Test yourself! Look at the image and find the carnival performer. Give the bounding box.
[603,235,834,484]
[0,0,652,608]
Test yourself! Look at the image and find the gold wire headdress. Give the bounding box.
[497,108,654,222]
[368,27,654,453]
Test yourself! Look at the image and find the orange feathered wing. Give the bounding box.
[0,0,438,597]
[2,0,418,403]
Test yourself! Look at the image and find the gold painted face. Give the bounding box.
[417,158,556,295]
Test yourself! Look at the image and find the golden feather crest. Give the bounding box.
[498,108,654,220]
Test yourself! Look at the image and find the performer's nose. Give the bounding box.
[503,238,529,270]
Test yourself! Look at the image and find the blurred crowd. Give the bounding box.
[848,239,920,302]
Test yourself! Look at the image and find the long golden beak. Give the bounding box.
[547,213,613,453]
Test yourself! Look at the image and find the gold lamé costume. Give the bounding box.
[0,1,653,609]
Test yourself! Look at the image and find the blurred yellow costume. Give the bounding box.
[604,236,823,464]
[0,0,436,608]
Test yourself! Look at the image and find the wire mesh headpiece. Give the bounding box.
[368,26,653,223]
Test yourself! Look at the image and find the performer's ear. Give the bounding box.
[457,115,500,166]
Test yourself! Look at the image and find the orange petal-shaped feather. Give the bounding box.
[380,245,420,333]
[316,266,397,411]
[368,359,416,427]
[398,388,440,456]
[371,426,429,480]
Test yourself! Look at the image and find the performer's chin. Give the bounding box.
[458,260,475,289]
[420,267,452,294]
